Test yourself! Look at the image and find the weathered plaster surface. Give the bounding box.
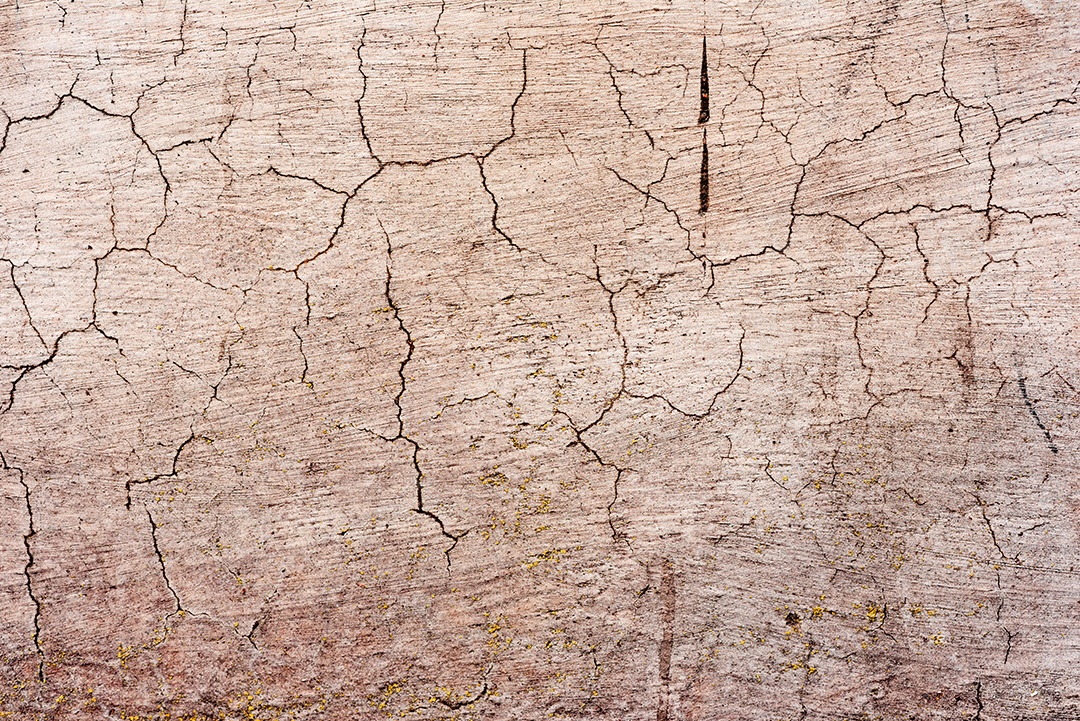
[1,0,1078,718]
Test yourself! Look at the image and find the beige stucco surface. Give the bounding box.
[1,0,1079,718]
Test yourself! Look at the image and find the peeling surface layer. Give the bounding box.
[1,0,1079,718]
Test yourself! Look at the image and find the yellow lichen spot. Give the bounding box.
[524,548,569,570]
[480,471,509,489]
[117,643,137,668]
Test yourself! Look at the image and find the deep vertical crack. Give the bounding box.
[699,126,709,214]
[595,48,656,148]
[378,219,461,572]
[145,506,184,616]
[698,36,710,124]
[433,0,446,71]
[912,224,942,324]
[293,326,310,386]
[974,494,1011,562]
[482,47,527,159]
[356,21,379,163]
[476,158,523,252]
[2,453,46,682]
[1017,375,1058,453]
[552,250,633,544]
[6,260,47,353]
[173,0,189,66]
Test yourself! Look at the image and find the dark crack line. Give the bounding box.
[476,158,522,252]
[267,165,352,198]
[0,108,10,154]
[997,90,1079,132]
[577,248,629,436]
[145,507,183,613]
[591,38,656,148]
[974,494,1012,563]
[704,517,757,545]
[352,46,530,260]
[911,224,942,324]
[481,46,528,161]
[607,166,695,260]
[762,455,787,492]
[127,431,198,509]
[0,92,181,406]
[0,324,120,414]
[5,260,47,353]
[64,93,172,248]
[244,618,262,650]
[1,454,46,682]
[627,326,745,420]
[558,250,631,544]
[437,679,489,710]
[700,159,807,290]
[433,0,446,72]
[173,0,189,66]
[291,190,352,316]
[293,326,311,387]
[853,229,886,402]
[699,36,710,124]
[790,211,886,404]
[1017,375,1059,453]
[565,415,627,545]
[699,127,709,215]
[378,218,462,572]
[466,48,530,256]
[559,251,742,537]
[356,21,378,162]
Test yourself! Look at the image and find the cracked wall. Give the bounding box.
[1,0,1078,719]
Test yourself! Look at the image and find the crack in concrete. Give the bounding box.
[1,453,45,682]
[591,37,656,149]
[126,431,198,509]
[3,260,47,355]
[145,505,184,616]
[699,126,709,215]
[377,218,462,573]
[626,326,745,420]
[433,0,446,72]
[1,4,1077,715]
[607,165,696,263]
[1017,375,1059,454]
[911,223,942,324]
[698,36,710,125]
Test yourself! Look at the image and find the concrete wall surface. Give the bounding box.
[1,0,1078,718]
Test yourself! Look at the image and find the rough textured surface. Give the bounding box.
[1,0,1079,719]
